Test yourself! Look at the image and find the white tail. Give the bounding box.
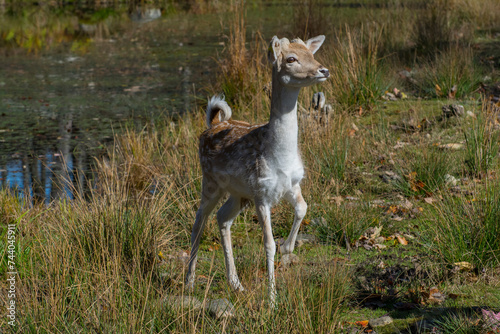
[186,35,329,306]
[205,94,232,127]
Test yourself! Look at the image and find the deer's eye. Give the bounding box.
[286,57,297,63]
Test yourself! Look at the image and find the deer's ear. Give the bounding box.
[305,35,325,54]
[268,36,282,67]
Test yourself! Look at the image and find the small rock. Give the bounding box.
[206,298,235,319]
[369,315,394,328]
[393,141,409,149]
[382,171,401,182]
[295,233,317,247]
[383,92,397,101]
[438,143,464,150]
[466,110,476,118]
[442,104,465,118]
[164,295,203,311]
[281,253,300,266]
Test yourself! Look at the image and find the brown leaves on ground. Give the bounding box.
[354,226,411,250]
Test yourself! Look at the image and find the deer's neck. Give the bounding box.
[268,71,301,156]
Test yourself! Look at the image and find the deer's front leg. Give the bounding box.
[255,201,276,307]
[281,184,307,255]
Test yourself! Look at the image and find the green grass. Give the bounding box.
[463,109,500,177]
[421,185,500,269]
[393,146,454,197]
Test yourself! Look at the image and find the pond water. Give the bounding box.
[0,1,296,203]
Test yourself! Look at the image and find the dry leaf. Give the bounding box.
[124,85,141,93]
[208,244,220,252]
[438,143,464,150]
[396,235,408,245]
[355,320,369,327]
[435,84,442,96]
[424,197,436,204]
[454,261,474,271]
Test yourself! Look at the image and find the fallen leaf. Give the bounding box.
[396,235,408,245]
[355,320,369,327]
[438,143,464,150]
[424,197,436,204]
[208,243,220,252]
[124,85,141,93]
[435,84,442,96]
[454,261,474,271]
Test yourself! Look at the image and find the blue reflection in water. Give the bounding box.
[1,151,75,204]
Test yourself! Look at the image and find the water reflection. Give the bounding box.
[0,110,93,203]
[1,152,75,204]
[130,7,162,23]
[0,2,220,203]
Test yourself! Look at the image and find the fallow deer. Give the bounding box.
[186,35,329,305]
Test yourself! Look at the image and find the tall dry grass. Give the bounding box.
[322,25,389,113]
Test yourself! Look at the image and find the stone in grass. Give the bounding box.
[295,233,317,247]
[206,298,235,319]
[164,295,203,311]
[281,253,300,267]
[442,104,465,118]
[369,315,394,328]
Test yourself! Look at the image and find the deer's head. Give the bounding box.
[268,35,329,88]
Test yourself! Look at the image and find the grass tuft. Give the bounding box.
[422,185,500,269]
[324,25,389,113]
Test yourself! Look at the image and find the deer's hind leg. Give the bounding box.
[186,178,223,289]
[217,196,249,292]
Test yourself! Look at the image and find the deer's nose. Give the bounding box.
[319,68,330,78]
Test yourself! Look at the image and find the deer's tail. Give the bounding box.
[206,95,232,127]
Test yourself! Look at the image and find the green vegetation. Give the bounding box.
[1,0,500,332]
